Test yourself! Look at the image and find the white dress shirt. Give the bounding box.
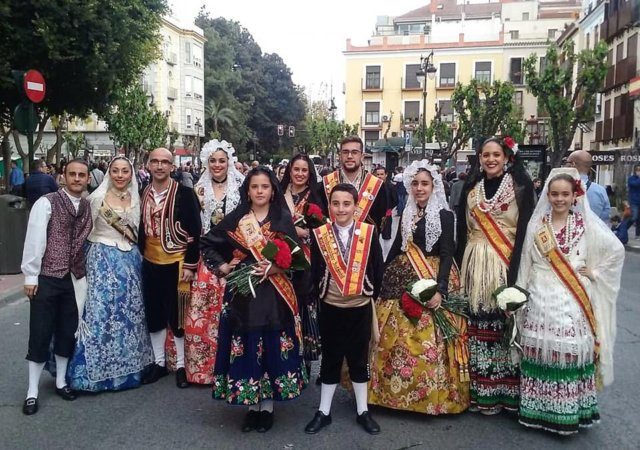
[21,190,81,286]
[334,221,354,255]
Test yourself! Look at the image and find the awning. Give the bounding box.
[371,137,406,153]
[174,147,192,156]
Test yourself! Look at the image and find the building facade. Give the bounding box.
[344,0,580,169]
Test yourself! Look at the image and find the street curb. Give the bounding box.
[0,286,24,306]
[626,244,640,254]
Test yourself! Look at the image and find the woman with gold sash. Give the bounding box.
[67,156,153,391]
[369,160,469,414]
[185,139,243,385]
[455,137,534,414]
[516,168,624,434]
[280,154,322,373]
[201,167,306,433]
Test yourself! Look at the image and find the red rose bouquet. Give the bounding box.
[226,235,310,297]
[294,202,329,229]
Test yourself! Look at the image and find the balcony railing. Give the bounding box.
[614,58,636,85]
[602,0,639,42]
[167,87,177,99]
[360,116,382,129]
[401,77,422,91]
[362,77,383,91]
[166,52,177,65]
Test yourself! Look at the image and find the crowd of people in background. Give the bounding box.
[11,136,630,439]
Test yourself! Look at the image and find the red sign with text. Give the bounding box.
[23,70,46,103]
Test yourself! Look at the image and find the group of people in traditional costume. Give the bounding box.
[19,134,624,438]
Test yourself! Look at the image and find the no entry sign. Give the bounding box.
[23,70,46,103]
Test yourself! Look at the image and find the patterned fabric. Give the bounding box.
[41,190,92,279]
[519,359,599,434]
[369,254,470,414]
[67,242,153,391]
[184,262,224,384]
[212,308,307,404]
[468,310,520,410]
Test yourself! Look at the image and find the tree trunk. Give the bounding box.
[2,128,12,192]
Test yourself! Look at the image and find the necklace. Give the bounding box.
[212,176,227,184]
[411,205,426,233]
[476,174,510,213]
[547,211,576,254]
[109,188,130,200]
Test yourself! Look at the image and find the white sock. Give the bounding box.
[27,361,45,399]
[248,403,260,412]
[54,355,69,389]
[150,330,167,366]
[173,335,185,369]
[260,399,274,413]
[319,383,337,416]
[353,382,368,415]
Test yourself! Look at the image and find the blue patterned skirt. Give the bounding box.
[67,242,153,392]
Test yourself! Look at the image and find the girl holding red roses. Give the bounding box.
[369,160,469,415]
[201,167,307,433]
[281,154,323,372]
[455,137,534,414]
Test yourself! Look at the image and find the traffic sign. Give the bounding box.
[23,70,46,103]
[14,103,38,134]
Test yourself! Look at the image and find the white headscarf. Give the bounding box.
[196,139,244,233]
[516,167,624,387]
[400,160,450,252]
[88,156,140,226]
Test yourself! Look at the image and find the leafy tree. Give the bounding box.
[426,79,524,167]
[0,0,167,170]
[103,84,169,163]
[524,41,607,168]
[63,131,87,159]
[205,100,236,134]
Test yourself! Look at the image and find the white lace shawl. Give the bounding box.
[88,156,140,227]
[400,160,450,252]
[516,167,625,386]
[196,139,244,233]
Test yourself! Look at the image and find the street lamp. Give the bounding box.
[415,51,437,160]
[194,117,202,166]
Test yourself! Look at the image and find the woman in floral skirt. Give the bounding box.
[455,137,534,414]
[516,168,624,434]
[369,160,469,414]
[201,167,307,433]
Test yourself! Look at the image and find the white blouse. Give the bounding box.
[87,203,137,251]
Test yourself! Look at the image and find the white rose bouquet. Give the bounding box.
[410,278,439,300]
[492,285,530,349]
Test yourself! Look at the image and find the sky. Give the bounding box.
[173,0,427,118]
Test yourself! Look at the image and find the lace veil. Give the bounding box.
[400,160,450,252]
[196,139,245,233]
[516,167,624,386]
[88,155,140,226]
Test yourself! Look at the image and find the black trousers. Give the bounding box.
[26,275,78,362]
[319,302,372,384]
[142,260,183,337]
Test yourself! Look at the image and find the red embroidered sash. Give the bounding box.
[471,206,514,266]
[323,172,383,223]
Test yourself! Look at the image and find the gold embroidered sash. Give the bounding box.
[99,203,137,243]
[237,213,302,348]
[471,206,514,266]
[313,222,374,296]
[534,221,599,353]
[323,172,383,223]
[405,241,437,280]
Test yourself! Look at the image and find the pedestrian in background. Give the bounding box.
[393,166,407,216]
[20,159,93,415]
[566,150,611,223]
[25,159,58,207]
[9,161,25,196]
[627,164,640,239]
[448,172,467,210]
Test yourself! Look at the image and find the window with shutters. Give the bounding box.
[404,101,420,123]
[365,66,381,89]
[439,63,456,87]
[438,100,454,123]
[474,62,492,82]
[364,131,379,148]
[405,64,421,89]
[510,58,524,85]
[513,91,523,108]
[365,102,380,125]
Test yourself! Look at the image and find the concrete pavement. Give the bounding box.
[0,254,638,449]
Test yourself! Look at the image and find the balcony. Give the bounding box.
[401,77,422,91]
[603,118,613,141]
[166,52,177,65]
[401,115,420,130]
[360,116,382,130]
[595,121,603,142]
[167,87,177,100]
[602,0,640,42]
[614,58,636,85]
[362,77,383,92]
[603,65,615,91]
[437,78,456,89]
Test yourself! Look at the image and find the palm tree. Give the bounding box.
[205,100,236,134]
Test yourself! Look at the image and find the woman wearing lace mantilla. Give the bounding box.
[67,156,153,392]
[184,139,244,384]
[369,160,469,414]
[455,137,534,414]
[516,168,624,434]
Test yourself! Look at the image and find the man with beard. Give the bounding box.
[139,148,201,388]
[318,136,387,229]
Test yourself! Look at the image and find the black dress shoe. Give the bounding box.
[356,411,380,434]
[256,410,274,433]
[55,385,77,401]
[176,368,189,388]
[241,410,260,432]
[305,411,332,434]
[315,375,322,386]
[22,398,38,415]
[141,364,168,385]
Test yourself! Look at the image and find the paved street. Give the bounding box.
[0,252,638,450]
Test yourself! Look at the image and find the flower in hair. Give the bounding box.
[503,136,518,155]
[574,179,585,198]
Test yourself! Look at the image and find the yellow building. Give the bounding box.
[343,0,580,169]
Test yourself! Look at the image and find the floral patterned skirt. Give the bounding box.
[519,355,599,434]
[468,310,519,410]
[184,262,224,384]
[369,254,470,414]
[212,308,307,405]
